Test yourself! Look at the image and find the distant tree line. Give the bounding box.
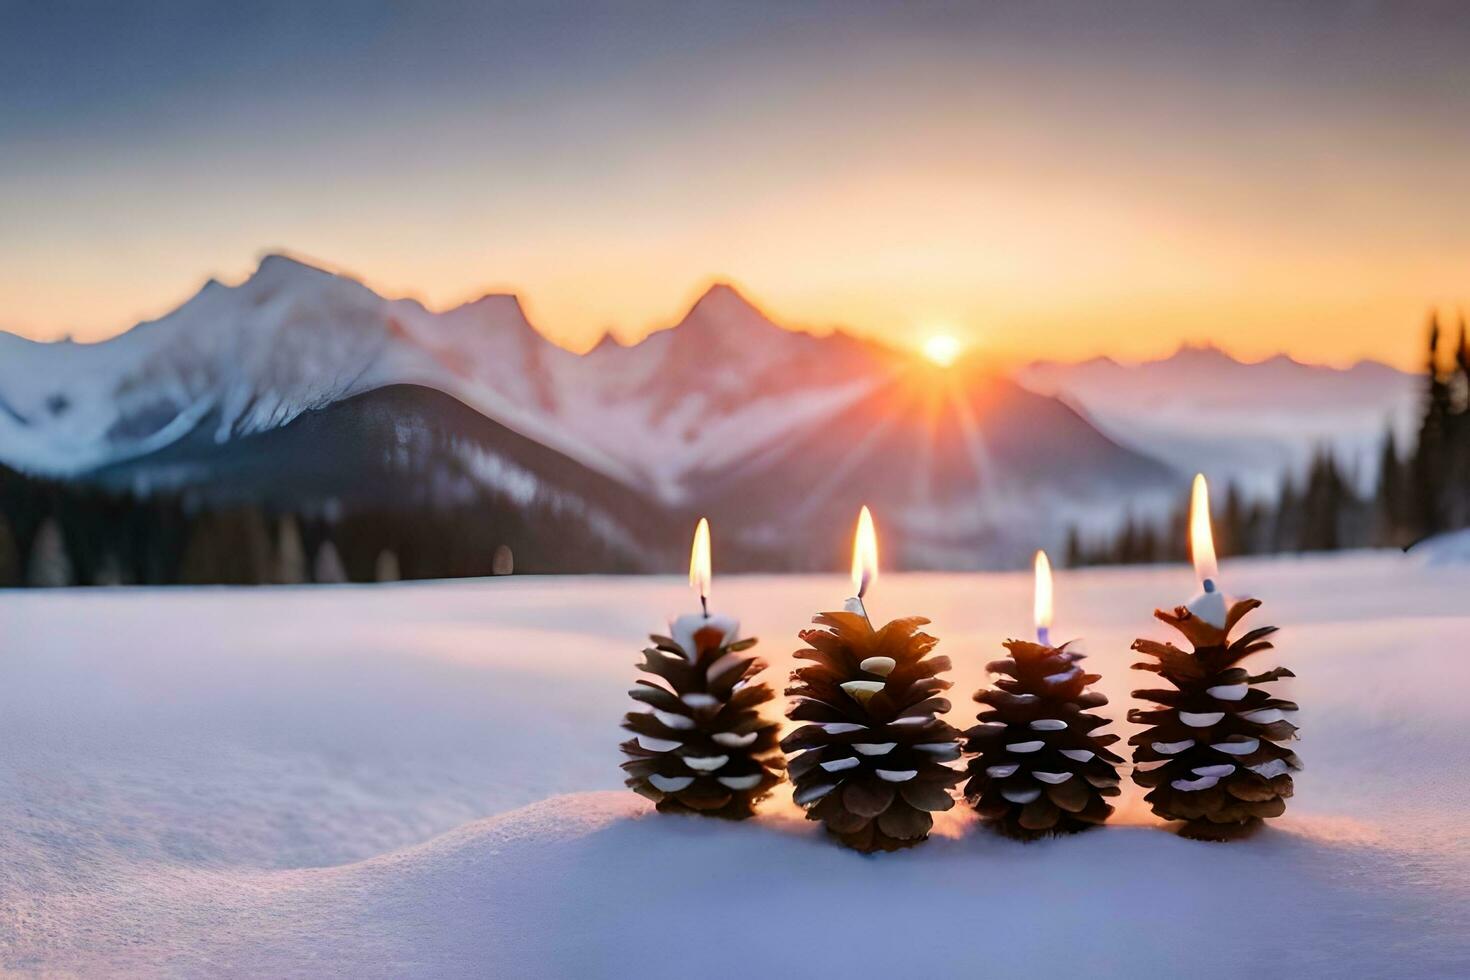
[0,463,633,587]
[1068,314,1470,567]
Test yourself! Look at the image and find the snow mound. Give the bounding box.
[12,791,1467,978]
[4,554,1469,976]
[1409,528,1470,565]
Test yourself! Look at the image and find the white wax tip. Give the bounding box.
[1033,771,1073,785]
[651,709,696,731]
[1192,764,1236,778]
[820,722,867,734]
[1151,739,1195,754]
[840,680,886,704]
[986,764,1019,777]
[717,774,764,791]
[711,731,758,748]
[636,735,683,753]
[1001,787,1042,804]
[1170,775,1220,792]
[1249,759,1291,779]
[649,775,694,792]
[852,742,897,756]
[875,769,918,783]
[858,656,897,677]
[670,613,740,661]
[1240,708,1285,724]
[680,693,718,709]
[820,757,861,772]
[1059,748,1095,763]
[1030,719,1067,731]
[1186,586,1228,628]
[682,755,730,772]
[1179,711,1225,727]
[1006,740,1045,753]
[1207,683,1249,701]
[1210,737,1260,756]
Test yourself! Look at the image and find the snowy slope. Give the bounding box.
[0,261,881,497]
[0,256,637,486]
[2,553,1467,976]
[1017,346,1421,496]
[0,257,1179,568]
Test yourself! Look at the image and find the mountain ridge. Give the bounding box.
[0,252,1417,568]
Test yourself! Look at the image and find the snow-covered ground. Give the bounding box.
[3,552,1467,978]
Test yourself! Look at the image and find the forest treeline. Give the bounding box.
[0,464,627,586]
[1068,314,1470,566]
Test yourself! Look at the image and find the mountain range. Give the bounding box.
[0,255,1418,570]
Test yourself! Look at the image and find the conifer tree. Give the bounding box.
[27,517,74,587]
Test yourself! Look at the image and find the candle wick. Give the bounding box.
[1037,626,1051,647]
[1203,578,1216,594]
[700,594,709,618]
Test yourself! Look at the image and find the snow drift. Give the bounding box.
[2,552,1467,976]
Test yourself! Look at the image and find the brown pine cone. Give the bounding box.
[964,638,1123,839]
[621,621,784,819]
[782,612,963,852]
[1129,598,1301,840]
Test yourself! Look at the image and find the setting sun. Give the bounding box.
[921,335,964,367]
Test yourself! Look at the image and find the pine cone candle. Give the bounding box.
[621,618,784,819]
[964,638,1123,839]
[1129,597,1301,840]
[782,612,964,852]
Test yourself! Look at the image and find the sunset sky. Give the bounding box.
[3,1,1468,369]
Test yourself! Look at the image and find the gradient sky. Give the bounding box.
[3,1,1469,368]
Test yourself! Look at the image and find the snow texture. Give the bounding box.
[2,551,1468,977]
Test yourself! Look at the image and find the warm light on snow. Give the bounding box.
[1190,473,1219,587]
[921,334,963,367]
[1033,549,1053,644]
[689,517,712,606]
[851,505,879,599]
[3,554,1469,974]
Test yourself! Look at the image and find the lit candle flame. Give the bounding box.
[689,517,711,615]
[851,505,879,599]
[1190,473,1219,589]
[1034,549,1053,645]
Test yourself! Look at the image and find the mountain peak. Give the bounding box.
[250,252,336,284]
[675,281,784,346]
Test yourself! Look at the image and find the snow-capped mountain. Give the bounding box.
[0,254,1182,569]
[1016,345,1421,497]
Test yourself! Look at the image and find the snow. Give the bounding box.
[1410,527,1470,565]
[3,552,1469,977]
